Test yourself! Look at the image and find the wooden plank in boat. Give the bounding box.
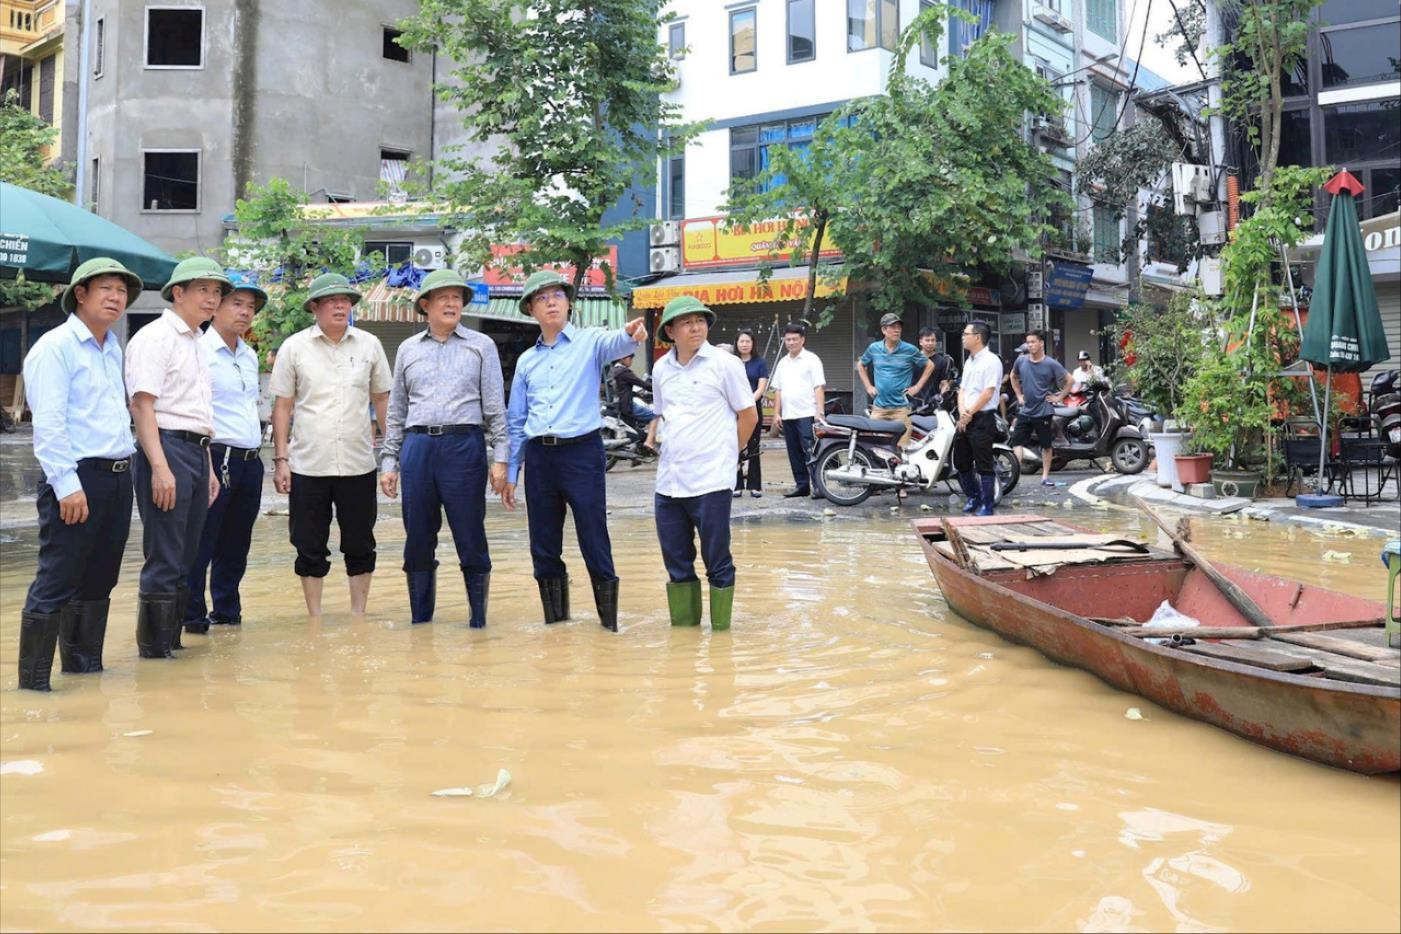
[1180,640,1316,672]
[1269,631,1400,665]
[1317,659,1401,687]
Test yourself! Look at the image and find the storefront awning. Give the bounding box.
[356,281,626,328]
[632,267,848,309]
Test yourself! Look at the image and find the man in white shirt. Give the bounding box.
[184,274,267,635]
[648,297,757,630]
[768,322,826,498]
[1073,350,1105,386]
[954,321,1005,516]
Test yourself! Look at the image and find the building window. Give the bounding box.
[142,150,200,211]
[1279,108,1312,168]
[1093,203,1119,263]
[1323,100,1400,165]
[90,157,100,213]
[1,59,33,108]
[948,0,992,58]
[668,22,685,60]
[1086,0,1116,42]
[1369,167,1400,219]
[919,0,939,66]
[1319,23,1401,88]
[145,7,204,69]
[667,154,685,219]
[382,27,409,63]
[380,148,410,194]
[730,115,843,191]
[1318,0,1399,25]
[730,8,756,74]
[1089,83,1120,142]
[364,241,413,265]
[788,0,815,63]
[38,55,54,124]
[848,0,897,52]
[93,18,105,77]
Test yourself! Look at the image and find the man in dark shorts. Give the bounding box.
[1009,330,1073,486]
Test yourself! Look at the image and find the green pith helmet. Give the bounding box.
[224,271,269,311]
[303,272,362,313]
[160,256,233,302]
[657,294,716,344]
[413,268,470,314]
[61,257,144,315]
[518,269,575,316]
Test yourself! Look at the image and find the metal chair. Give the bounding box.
[1282,436,1341,496]
[1338,437,1397,505]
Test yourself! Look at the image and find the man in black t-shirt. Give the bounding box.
[911,327,958,409]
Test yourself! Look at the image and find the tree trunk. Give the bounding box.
[802,210,828,321]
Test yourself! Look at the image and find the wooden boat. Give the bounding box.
[914,513,1400,774]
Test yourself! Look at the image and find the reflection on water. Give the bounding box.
[1,507,1398,931]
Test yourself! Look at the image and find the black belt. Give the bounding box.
[159,428,212,448]
[211,443,262,460]
[408,424,482,436]
[533,429,599,447]
[79,456,131,473]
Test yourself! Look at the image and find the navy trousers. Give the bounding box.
[781,416,816,491]
[135,435,210,595]
[523,434,615,582]
[400,429,490,575]
[185,447,264,623]
[25,459,133,615]
[654,489,735,587]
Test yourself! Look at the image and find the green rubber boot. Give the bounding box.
[666,580,702,626]
[709,585,735,632]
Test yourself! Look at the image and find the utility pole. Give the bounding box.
[1203,0,1229,205]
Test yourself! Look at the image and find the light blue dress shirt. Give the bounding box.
[506,323,640,484]
[201,327,263,448]
[23,314,136,499]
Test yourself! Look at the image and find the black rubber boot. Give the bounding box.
[18,610,61,691]
[58,601,84,673]
[537,576,564,624]
[976,473,997,517]
[465,572,490,629]
[958,471,982,514]
[136,593,178,659]
[407,570,437,624]
[73,599,110,673]
[171,584,188,649]
[592,578,619,633]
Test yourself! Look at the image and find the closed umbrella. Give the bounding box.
[0,181,177,288]
[1297,170,1393,508]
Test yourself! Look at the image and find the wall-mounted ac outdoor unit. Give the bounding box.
[650,221,681,246]
[1171,163,1212,216]
[413,246,446,269]
[649,246,680,273]
[1033,9,1072,32]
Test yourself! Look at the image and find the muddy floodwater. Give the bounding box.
[1,506,1398,932]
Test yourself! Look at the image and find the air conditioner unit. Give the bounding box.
[1033,8,1072,32]
[413,246,446,269]
[1198,210,1226,246]
[649,246,680,273]
[1171,163,1211,216]
[1036,116,1072,147]
[650,221,681,246]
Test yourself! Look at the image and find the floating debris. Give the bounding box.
[0,760,43,776]
[1125,707,1146,721]
[432,768,511,799]
[122,730,153,738]
[1321,550,1352,563]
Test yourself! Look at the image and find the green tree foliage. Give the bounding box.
[220,179,370,366]
[396,0,705,293]
[1106,293,1204,416]
[0,90,68,310]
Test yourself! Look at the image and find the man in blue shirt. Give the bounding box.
[502,270,647,631]
[19,258,141,690]
[183,274,268,635]
[857,313,934,448]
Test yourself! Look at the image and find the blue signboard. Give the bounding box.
[1043,260,1093,310]
[467,281,490,306]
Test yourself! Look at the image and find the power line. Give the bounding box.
[1165,0,1209,82]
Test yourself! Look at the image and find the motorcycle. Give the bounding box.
[601,401,657,471]
[810,389,1021,507]
[1012,379,1151,475]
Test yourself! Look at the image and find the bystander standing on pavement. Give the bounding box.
[17,258,141,690]
[1010,330,1073,487]
[125,257,226,658]
[769,323,826,498]
[269,273,392,618]
[858,313,934,448]
[954,322,1004,516]
[648,297,757,630]
[732,329,769,497]
[184,274,268,635]
[380,269,506,628]
[502,270,648,632]
[910,326,958,410]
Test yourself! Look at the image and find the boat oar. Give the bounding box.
[1134,498,1277,631]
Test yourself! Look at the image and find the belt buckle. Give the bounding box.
[427,425,444,437]
[542,435,558,447]
[112,459,129,473]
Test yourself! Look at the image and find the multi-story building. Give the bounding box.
[0,0,74,166]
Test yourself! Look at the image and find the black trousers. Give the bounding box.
[25,460,134,615]
[135,436,210,595]
[289,471,377,578]
[735,423,762,491]
[953,410,998,476]
[185,447,264,622]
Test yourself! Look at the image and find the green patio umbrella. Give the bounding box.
[1297,170,1392,507]
[0,181,178,289]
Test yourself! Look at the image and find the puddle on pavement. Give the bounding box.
[1,506,1397,931]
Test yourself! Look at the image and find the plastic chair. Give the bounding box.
[1383,541,1400,648]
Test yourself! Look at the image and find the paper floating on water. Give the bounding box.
[0,760,43,775]
[123,730,153,738]
[432,769,511,799]
[1125,707,1146,721]
[1321,550,1352,563]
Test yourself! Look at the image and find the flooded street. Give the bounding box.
[1,500,1398,931]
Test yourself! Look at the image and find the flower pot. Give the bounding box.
[1211,468,1263,500]
[1148,431,1188,491]
[1173,453,1213,485]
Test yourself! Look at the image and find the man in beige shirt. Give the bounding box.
[125,256,226,659]
[269,273,392,617]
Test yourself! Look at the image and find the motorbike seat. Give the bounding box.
[910,414,938,433]
[1052,405,1083,418]
[826,414,906,434]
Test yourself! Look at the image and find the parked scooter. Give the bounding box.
[601,401,657,471]
[1372,369,1401,460]
[1011,379,1151,474]
[811,388,1021,507]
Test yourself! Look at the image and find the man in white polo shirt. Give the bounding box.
[648,296,757,630]
[954,321,1005,516]
[768,322,826,498]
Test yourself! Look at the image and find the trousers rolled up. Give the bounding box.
[25,459,134,615]
[288,470,377,578]
[655,489,735,587]
[781,416,816,491]
[523,433,615,583]
[135,436,210,595]
[185,447,264,623]
[401,429,490,574]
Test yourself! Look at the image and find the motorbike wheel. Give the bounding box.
[993,449,1021,502]
[1110,438,1148,475]
[605,454,619,472]
[813,445,876,507]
